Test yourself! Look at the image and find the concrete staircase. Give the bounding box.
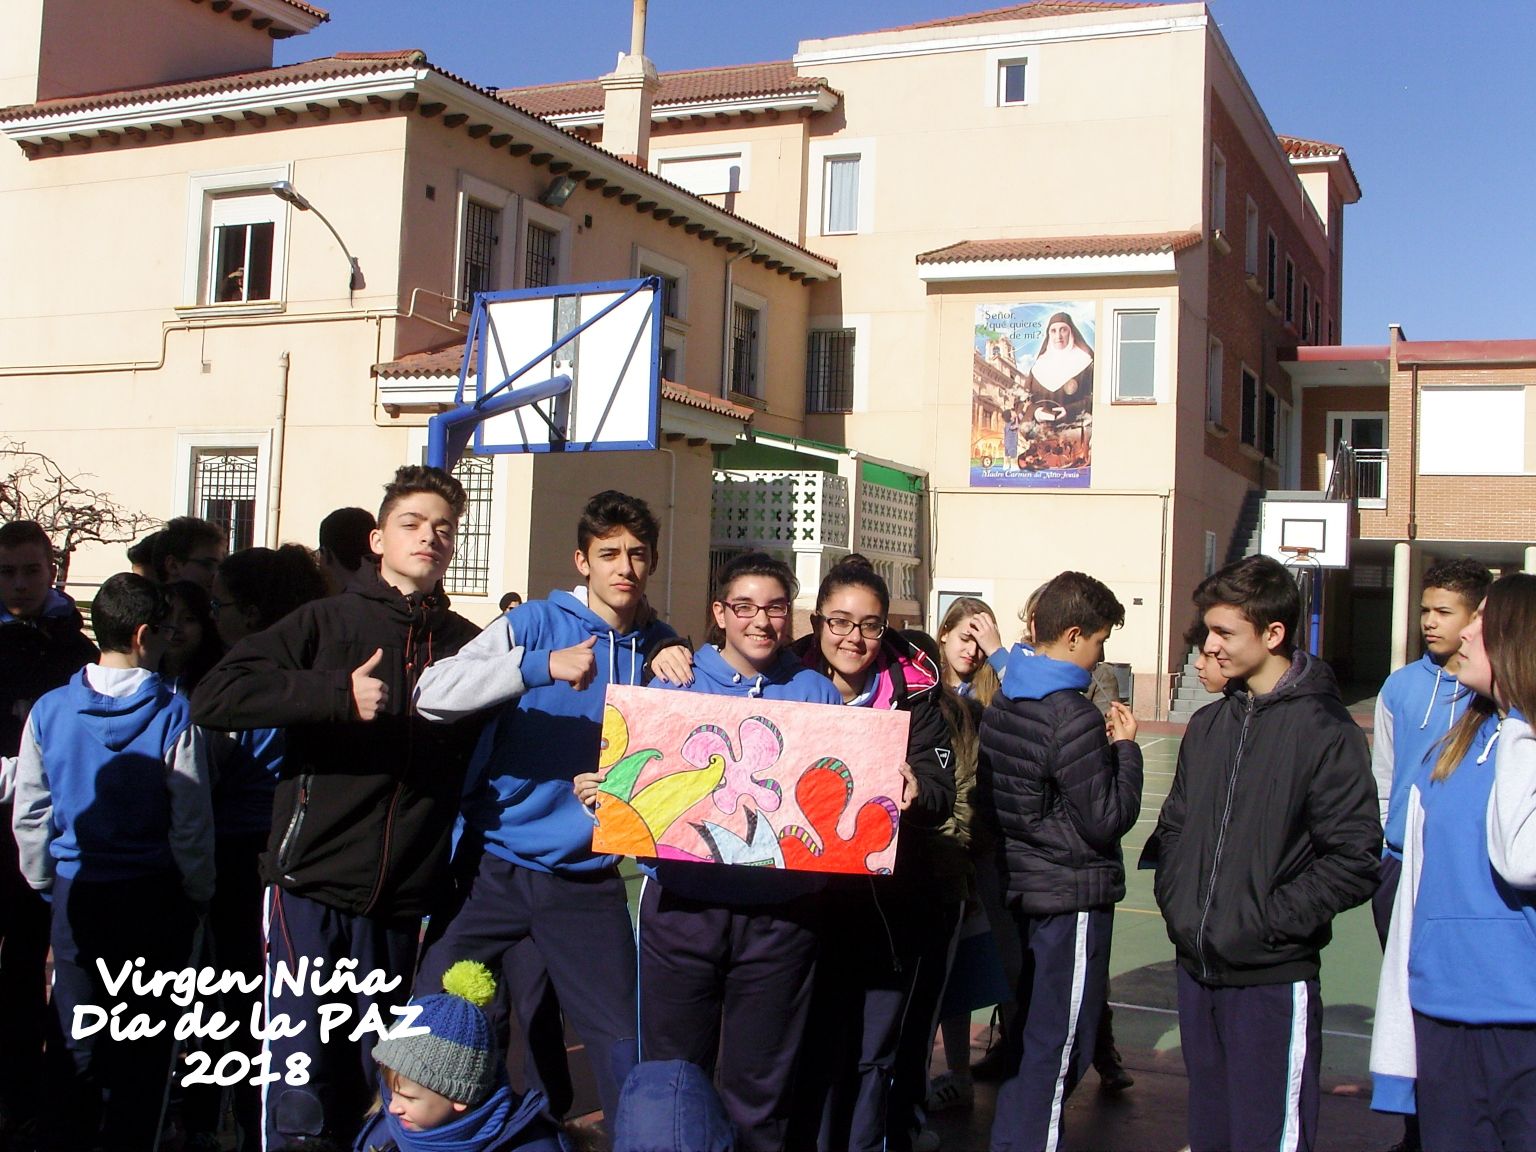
[1225,487,1265,566]
[1167,644,1223,723]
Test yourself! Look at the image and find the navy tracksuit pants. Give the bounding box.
[990,907,1112,1152]
[1415,1012,1536,1151]
[637,877,821,1152]
[416,849,638,1126]
[260,886,419,1151]
[1176,967,1322,1152]
[0,832,49,1128]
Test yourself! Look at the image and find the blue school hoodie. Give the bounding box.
[1372,653,1472,858]
[645,646,840,904]
[450,592,675,874]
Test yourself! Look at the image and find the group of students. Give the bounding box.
[0,459,1530,1152]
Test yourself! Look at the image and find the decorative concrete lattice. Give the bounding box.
[711,470,851,549]
[857,482,921,602]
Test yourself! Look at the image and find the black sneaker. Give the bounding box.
[1094,1045,1134,1092]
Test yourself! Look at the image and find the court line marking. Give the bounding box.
[1107,1001,1371,1041]
[1138,737,1171,750]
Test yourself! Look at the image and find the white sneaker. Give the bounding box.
[926,1070,975,1113]
[912,1127,941,1152]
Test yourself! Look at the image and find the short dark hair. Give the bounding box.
[1422,557,1493,611]
[713,551,798,604]
[1194,555,1300,648]
[0,520,54,559]
[92,572,168,653]
[498,591,523,612]
[1031,571,1125,645]
[379,465,466,525]
[318,507,377,573]
[152,517,224,580]
[1182,615,1210,651]
[815,553,889,617]
[126,531,161,569]
[219,545,328,630]
[577,490,660,555]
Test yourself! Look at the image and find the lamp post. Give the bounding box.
[270,180,364,302]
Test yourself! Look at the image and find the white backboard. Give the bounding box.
[1259,499,1351,570]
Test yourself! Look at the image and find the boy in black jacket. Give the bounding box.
[194,466,584,1151]
[978,571,1142,1152]
[1152,556,1378,1152]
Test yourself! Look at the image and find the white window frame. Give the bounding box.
[728,285,768,401]
[635,246,689,384]
[1103,299,1169,404]
[986,47,1037,108]
[651,142,751,197]
[808,137,876,237]
[455,174,518,311]
[1244,197,1260,277]
[181,165,292,315]
[173,430,272,549]
[1210,147,1227,235]
[931,580,998,632]
[518,199,572,290]
[1205,336,1224,426]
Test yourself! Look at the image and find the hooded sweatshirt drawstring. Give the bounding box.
[1476,719,1503,765]
[1420,667,1443,730]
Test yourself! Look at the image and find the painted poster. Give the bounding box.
[971,302,1095,488]
[591,685,911,876]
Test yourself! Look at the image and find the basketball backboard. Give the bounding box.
[449,278,661,461]
[1258,499,1351,569]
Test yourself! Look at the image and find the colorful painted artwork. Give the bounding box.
[590,685,912,876]
[971,301,1096,488]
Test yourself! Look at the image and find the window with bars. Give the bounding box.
[461,199,498,303]
[526,223,558,289]
[443,454,494,596]
[192,449,258,552]
[806,329,855,413]
[731,302,761,398]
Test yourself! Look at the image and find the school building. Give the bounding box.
[7,0,1508,712]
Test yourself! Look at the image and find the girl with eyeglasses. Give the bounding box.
[789,554,957,1152]
[593,551,840,1150]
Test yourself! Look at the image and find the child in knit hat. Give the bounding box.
[356,961,568,1152]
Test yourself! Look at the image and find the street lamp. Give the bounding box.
[270,180,365,301]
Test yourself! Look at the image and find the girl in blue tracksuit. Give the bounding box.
[1371,572,1536,1151]
[589,551,839,1152]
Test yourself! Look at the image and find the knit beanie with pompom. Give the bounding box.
[372,959,499,1106]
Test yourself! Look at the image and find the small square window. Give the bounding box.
[998,60,1029,105]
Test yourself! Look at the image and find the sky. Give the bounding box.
[277,1,1536,345]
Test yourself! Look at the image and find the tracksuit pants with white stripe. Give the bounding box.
[1176,967,1322,1152]
[990,906,1112,1152]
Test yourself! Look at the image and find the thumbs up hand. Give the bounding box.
[550,636,598,691]
[350,648,389,721]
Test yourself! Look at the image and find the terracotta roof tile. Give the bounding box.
[184,0,329,33]
[499,61,831,119]
[1276,134,1345,159]
[876,1,1162,34]
[916,232,1201,263]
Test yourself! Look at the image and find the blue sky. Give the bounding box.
[278,1,1536,345]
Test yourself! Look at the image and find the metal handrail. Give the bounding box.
[1325,439,1355,501]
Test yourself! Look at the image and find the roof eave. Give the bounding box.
[542,87,840,129]
[1285,152,1362,205]
[918,251,1183,281]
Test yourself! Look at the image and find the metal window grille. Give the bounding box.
[212,221,274,302]
[658,274,680,318]
[731,302,760,397]
[806,329,855,412]
[192,449,258,552]
[526,224,558,289]
[461,200,497,303]
[444,455,494,597]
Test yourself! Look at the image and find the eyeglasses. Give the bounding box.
[814,614,887,640]
[722,600,791,620]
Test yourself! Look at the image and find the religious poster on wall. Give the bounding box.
[970,302,1096,488]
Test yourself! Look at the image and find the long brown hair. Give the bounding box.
[938,596,1001,709]
[1432,573,1536,781]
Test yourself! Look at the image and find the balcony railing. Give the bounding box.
[1354,448,1387,509]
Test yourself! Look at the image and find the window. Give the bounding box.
[822,156,861,234]
[636,248,689,383]
[998,60,1029,105]
[443,455,493,596]
[1284,258,1295,326]
[208,196,275,303]
[1263,389,1279,460]
[1301,281,1312,341]
[192,449,259,552]
[730,300,761,399]
[1314,299,1322,346]
[1244,198,1259,277]
[1210,148,1227,234]
[654,148,746,197]
[806,329,856,413]
[1421,388,1528,475]
[655,273,681,319]
[1205,337,1223,425]
[1113,310,1157,401]
[1266,230,1278,301]
[1240,367,1259,447]
[461,199,498,302]
[525,223,558,289]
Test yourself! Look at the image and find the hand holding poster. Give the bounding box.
[590,685,911,875]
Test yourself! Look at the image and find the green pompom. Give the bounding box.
[441,959,496,1008]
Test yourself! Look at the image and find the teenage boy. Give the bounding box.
[0,520,99,1138]
[152,515,227,589]
[12,572,213,1151]
[193,465,521,1150]
[1153,555,1379,1152]
[412,490,676,1128]
[316,505,377,595]
[978,571,1143,1152]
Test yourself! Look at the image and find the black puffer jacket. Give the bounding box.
[977,645,1143,915]
[1,592,98,759]
[192,572,481,925]
[1152,649,1379,987]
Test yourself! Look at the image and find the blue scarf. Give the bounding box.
[360,1083,557,1152]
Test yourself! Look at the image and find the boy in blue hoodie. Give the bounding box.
[11,572,214,1152]
[413,491,677,1129]
[976,571,1142,1152]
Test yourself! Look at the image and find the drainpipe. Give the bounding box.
[659,446,677,620]
[1156,490,1171,720]
[269,351,290,545]
[719,242,758,397]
